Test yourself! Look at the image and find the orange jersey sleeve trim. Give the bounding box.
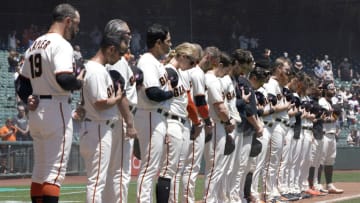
[187,91,201,125]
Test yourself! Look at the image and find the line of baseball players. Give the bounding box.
[15,3,345,203]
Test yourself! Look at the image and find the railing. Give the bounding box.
[0,141,85,178]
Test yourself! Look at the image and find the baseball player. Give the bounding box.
[202,46,235,202]
[103,51,138,202]
[16,4,82,203]
[318,82,344,194]
[157,42,199,203]
[218,51,241,202]
[242,65,271,203]
[175,44,214,203]
[262,57,292,202]
[135,24,173,203]
[308,86,327,194]
[277,73,303,200]
[79,19,131,203]
[229,49,264,203]
[285,74,305,199]
[250,62,276,203]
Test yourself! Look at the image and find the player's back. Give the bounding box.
[21,33,74,96]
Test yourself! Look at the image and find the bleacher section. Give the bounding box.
[0,50,17,126]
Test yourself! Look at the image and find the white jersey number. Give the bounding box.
[29,54,42,78]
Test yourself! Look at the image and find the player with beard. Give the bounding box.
[262,57,292,202]
[16,4,82,203]
[318,81,344,194]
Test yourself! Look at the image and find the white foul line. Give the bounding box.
[316,194,360,203]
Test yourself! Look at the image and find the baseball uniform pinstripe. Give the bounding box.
[278,93,297,194]
[251,87,274,201]
[20,33,74,187]
[319,98,337,166]
[263,78,289,200]
[288,93,302,194]
[79,60,119,203]
[298,96,314,192]
[219,75,242,202]
[203,72,231,202]
[160,64,189,203]
[176,66,207,203]
[135,52,170,203]
[103,56,137,203]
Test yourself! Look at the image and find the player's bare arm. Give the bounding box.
[116,96,137,138]
[94,83,123,110]
[213,102,235,133]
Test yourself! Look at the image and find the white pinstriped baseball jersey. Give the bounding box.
[319,97,336,133]
[205,72,224,122]
[21,33,74,96]
[106,57,137,106]
[257,86,273,123]
[82,60,119,121]
[188,65,206,97]
[165,64,189,118]
[264,77,289,120]
[137,53,170,110]
[220,75,241,123]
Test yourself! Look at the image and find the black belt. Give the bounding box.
[275,118,288,125]
[263,121,273,128]
[157,108,186,124]
[39,95,52,99]
[302,126,313,130]
[84,118,115,129]
[38,95,71,104]
[129,105,137,114]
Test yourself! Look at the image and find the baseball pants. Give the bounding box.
[203,121,230,202]
[30,96,73,187]
[80,120,115,203]
[299,129,313,191]
[103,119,134,203]
[288,129,303,194]
[251,124,273,201]
[264,122,288,200]
[135,109,167,203]
[229,133,252,203]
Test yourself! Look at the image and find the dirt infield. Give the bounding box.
[1,176,359,202]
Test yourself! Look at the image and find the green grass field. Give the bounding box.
[0,171,359,202]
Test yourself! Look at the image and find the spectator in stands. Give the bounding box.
[348,93,359,110]
[7,50,20,72]
[130,29,142,56]
[89,25,102,51]
[0,118,17,173]
[8,30,19,51]
[283,51,291,63]
[322,54,333,71]
[73,45,82,62]
[257,48,272,67]
[294,54,303,71]
[314,58,325,80]
[338,57,353,81]
[323,63,334,81]
[13,104,30,141]
[352,72,360,88]
[347,129,360,146]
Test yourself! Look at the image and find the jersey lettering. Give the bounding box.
[129,75,135,86]
[226,91,236,100]
[29,40,51,52]
[29,54,42,78]
[107,85,115,98]
[159,74,168,86]
[173,85,186,97]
